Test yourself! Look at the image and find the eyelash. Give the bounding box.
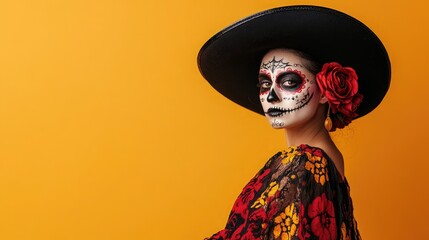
[281,80,297,87]
[257,72,304,93]
[257,80,272,93]
[278,73,303,91]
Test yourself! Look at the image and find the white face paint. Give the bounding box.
[259,49,322,129]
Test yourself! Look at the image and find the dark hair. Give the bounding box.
[285,49,321,75]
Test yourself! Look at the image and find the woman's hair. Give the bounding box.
[285,49,321,75]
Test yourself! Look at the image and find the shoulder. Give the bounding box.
[262,145,338,183]
[296,144,329,159]
[256,145,346,203]
[296,144,344,181]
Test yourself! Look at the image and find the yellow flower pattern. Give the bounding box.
[304,152,329,185]
[251,181,279,208]
[273,203,299,240]
[280,146,300,165]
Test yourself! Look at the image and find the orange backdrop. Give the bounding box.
[0,0,428,239]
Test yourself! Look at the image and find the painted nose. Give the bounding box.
[267,89,280,102]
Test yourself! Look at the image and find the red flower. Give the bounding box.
[233,169,270,214]
[252,168,271,192]
[308,193,337,240]
[225,213,245,234]
[331,114,348,131]
[240,208,267,239]
[300,144,323,157]
[267,201,279,219]
[316,62,363,129]
[298,204,311,239]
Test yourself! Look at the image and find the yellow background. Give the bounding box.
[0,0,428,239]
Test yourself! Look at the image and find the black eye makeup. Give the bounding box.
[277,72,304,92]
[257,75,272,94]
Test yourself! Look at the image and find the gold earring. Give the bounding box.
[324,105,332,131]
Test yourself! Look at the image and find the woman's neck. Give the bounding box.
[284,122,332,148]
[284,118,345,178]
[284,103,332,148]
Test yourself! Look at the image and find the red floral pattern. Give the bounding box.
[206,145,361,240]
[307,193,337,240]
[316,62,363,131]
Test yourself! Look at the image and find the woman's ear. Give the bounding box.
[319,93,329,104]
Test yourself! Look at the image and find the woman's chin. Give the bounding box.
[268,118,287,129]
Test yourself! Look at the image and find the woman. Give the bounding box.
[198,5,390,240]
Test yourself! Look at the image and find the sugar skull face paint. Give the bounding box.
[259,49,322,129]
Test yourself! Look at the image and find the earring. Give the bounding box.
[324,105,332,131]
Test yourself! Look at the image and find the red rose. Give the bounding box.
[331,114,348,131]
[316,62,363,119]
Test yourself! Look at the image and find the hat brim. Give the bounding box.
[197,5,391,118]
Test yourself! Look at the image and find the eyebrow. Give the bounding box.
[293,63,304,68]
[275,70,305,82]
[258,72,271,80]
[275,69,293,79]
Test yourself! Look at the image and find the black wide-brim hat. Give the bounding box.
[197,5,391,118]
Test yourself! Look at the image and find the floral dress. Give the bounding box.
[206,144,361,240]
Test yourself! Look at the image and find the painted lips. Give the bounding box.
[264,92,314,117]
[266,108,288,117]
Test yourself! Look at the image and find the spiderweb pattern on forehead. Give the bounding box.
[261,57,292,73]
